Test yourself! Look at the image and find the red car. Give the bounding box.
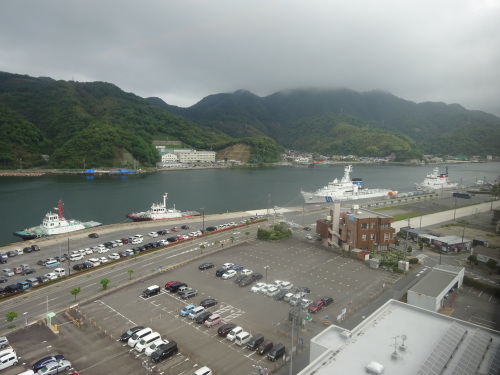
[307,299,325,313]
[165,281,181,290]
[171,227,180,232]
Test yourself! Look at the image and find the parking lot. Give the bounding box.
[1,234,401,374]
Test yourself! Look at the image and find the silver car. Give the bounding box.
[36,359,71,374]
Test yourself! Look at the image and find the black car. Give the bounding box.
[37,259,47,266]
[157,230,168,235]
[6,251,17,258]
[151,341,178,363]
[239,277,254,287]
[321,296,334,306]
[36,276,49,283]
[167,237,178,243]
[23,247,33,253]
[200,298,218,308]
[73,263,86,271]
[54,256,66,263]
[0,277,7,283]
[274,290,288,300]
[206,226,217,232]
[252,272,263,281]
[32,355,65,371]
[198,263,214,270]
[31,244,40,251]
[23,268,36,275]
[0,258,6,264]
[88,233,99,238]
[303,227,311,231]
[181,225,190,230]
[217,323,237,337]
[215,268,226,277]
[195,311,212,324]
[4,284,18,293]
[119,326,145,342]
[235,275,249,285]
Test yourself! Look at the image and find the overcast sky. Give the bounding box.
[1,0,499,116]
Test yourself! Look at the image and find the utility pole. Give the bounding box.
[67,238,71,276]
[201,207,205,231]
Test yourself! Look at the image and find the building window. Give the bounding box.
[371,222,376,229]
[361,234,367,241]
[370,234,375,241]
[384,233,390,241]
[360,223,368,229]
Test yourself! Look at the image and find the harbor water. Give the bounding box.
[1,163,498,245]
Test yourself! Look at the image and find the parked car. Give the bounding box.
[4,284,18,293]
[180,290,198,299]
[193,366,212,375]
[166,237,178,243]
[157,230,168,235]
[151,341,178,363]
[257,340,273,355]
[234,274,249,285]
[321,296,334,306]
[222,263,234,270]
[88,233,99,238]
[6,251,17,258]
[240,269,253,276]
[165,281,181,290]
[108,253,120,260]
[36,359,72,374]
[144,339,168,356]
[195,311,212,324]
[181,225,190,230]
[179,304,196,317]
[215,268,227,277]
[168,282,187,293]
[200,298,218,308]
[23,247,33,253]
[274,290,288,300]
[252,272,263,281]
[32,355,65,372]
[308,299,325,313]
[239,277,255,287]
[251,282,266,293]
[222,270,237,279]
[305,234,313,240]
[229,264,244,271]
[247,334,265,351]
[22,268,36,275]
[44,273,57,281]
[0,277,7,283]
[148,232,158,238]
[204,314,221,327]
[142,285,161,298]
[226,326,243,342]
[119,326,145,342]
[36,276,49,284]
[198,263,214,270]
[217,323,236,337]
[300,298,313,309]
[0,336,8,348]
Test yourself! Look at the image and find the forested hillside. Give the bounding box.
[0,72,281,168]
[151,88,500,157]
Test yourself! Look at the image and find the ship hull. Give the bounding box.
[126,212,201,222]
[301,190,394,204]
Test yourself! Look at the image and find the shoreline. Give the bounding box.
[0,160,493,177]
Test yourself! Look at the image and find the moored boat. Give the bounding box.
[13,200,101,240]
[301,165,397,204]
[415,166,458,191]
[126,193,200,222]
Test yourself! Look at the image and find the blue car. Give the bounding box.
[230,264,244,271]
[32,355,65,371]
[180,304,196,317]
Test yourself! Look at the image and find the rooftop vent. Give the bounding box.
[340,330,351,340]
[365,361,384,374]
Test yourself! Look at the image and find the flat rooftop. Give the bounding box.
[299,300,500,375]
[409,269,457,297]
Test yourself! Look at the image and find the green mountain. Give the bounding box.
[0,72,281,168]
[150,88,500,158]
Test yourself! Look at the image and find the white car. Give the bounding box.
[274,280,284,287]
[266,286,279,297]
[144,339,168,356]
[114,240,123,246]
[280,281,294,290]
[222,270,237,279]
[44,273,57,280]
[98,247,109,254]
[157,239,168,246]
[108,253,120,260]
[98,257,108,264]
[180,235,190,240]
[84,247,93,255]
[241,269,253,276]
[251,282,266,293]
[194,366,212,375]
[305,234,313,240]
[222,263,234,270]
[226,326,243,342]
[148,232,158,238]
[260,284,273,294]
[87,258,101,266]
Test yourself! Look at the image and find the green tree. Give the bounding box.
[467,255,478,269]
[418,240,424,251]
[394,237,400,246]
[245,231,250,240]
[407,246,413,254]
[100,278,110,290]
[230,236,235,244]
[5,312,18,322]
[70,287,81,301]
[128,269,134,280]
[486,259,498,275]
[199,244,205,254]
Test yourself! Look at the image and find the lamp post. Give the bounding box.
[201,207,205,231]
[453,198,457,221]
[264,266,269,284]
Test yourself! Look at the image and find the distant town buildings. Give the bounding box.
[157,148,216,168]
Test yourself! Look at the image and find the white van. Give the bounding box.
[70,253,83,262]
[54,268,66,277]
[235,331,252,346]
[128,327,152,347]
[135,332,161,352]
[0,348,17,370]
[45,259,60,268]
[188,306,205,320]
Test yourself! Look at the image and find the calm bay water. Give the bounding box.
[2,163,498,245]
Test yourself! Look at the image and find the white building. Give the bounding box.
[298,299,500,375]
[161,153,179,163]
[159,149,216,165]
[407,265,464,312]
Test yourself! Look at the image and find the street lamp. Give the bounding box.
[264,266,269,284]
[201,207,205,231]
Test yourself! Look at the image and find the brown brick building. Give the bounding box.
[316,203,396,251]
